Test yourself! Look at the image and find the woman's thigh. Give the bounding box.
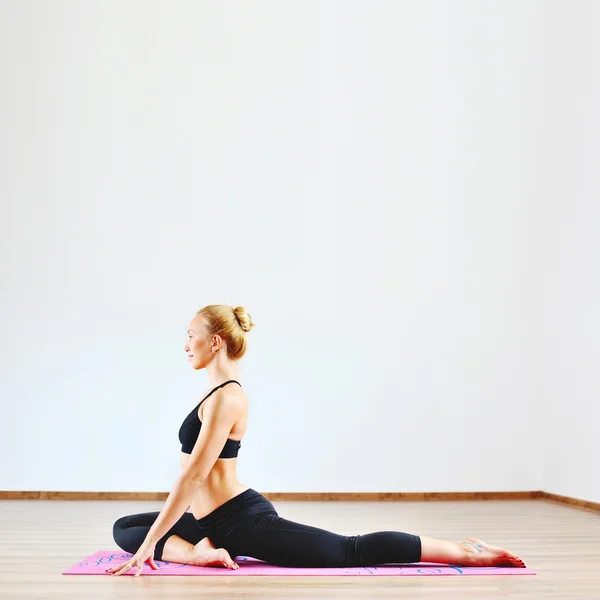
[226,513,354,568]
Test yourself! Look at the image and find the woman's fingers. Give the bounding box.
[106,561,132,576]
[115,562,132,576]
[106,556,159,576]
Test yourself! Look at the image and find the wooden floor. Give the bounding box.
[0,497,598,599]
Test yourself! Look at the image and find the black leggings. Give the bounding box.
[113,488,422,568]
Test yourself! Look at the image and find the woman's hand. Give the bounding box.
[106,540,160,577]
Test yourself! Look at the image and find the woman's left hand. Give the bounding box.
[106,541,160,576]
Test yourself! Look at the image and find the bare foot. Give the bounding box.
[186,537,239,570]
[461,537,526,568]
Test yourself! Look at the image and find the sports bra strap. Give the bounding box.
[198,380,241,408]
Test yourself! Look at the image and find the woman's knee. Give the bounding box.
[112,516,128,546]
[112,514,129,532]
[112,515,144,554]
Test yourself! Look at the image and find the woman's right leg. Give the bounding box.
[222,513,423,568]
[223,513,526,568]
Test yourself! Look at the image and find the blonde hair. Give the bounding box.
[197,304,255,360]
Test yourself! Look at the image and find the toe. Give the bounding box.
[215,549,238,570]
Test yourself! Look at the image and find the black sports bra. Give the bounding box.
[178,380,242,458]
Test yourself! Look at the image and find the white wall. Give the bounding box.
[531,1,600,504]
[0,0,589,498]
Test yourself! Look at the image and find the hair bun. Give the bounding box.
[233,306,255,333]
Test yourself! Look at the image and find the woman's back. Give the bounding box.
[179,381,250,519]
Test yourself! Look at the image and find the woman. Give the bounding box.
[109,304,526,576]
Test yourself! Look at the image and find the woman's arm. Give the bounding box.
[143,392,242,545]
[145,473,201,545]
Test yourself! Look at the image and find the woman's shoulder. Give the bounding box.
[199,383,248,419]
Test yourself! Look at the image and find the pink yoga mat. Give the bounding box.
[63,551,536,576]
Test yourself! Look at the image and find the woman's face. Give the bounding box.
[184,316,212,370]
